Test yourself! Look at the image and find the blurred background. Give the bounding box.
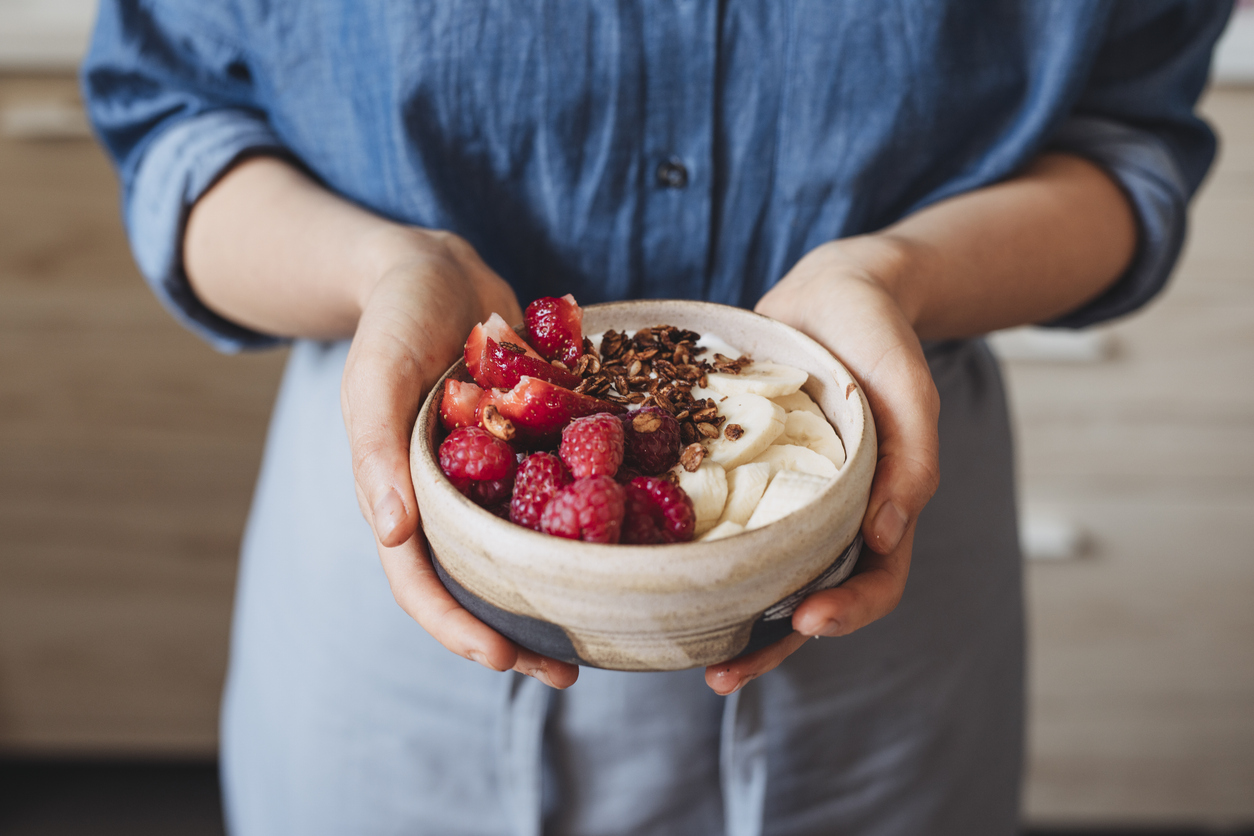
[0,1,1251,833]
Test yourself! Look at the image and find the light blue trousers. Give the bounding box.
[221,338,1023,836]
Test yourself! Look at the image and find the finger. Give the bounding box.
[791,522,915,637]
[858,342,940,554]
[756,275,939,556]
[342,331,424,549]
[377,528,578,688]
[512,646,580,690]
[705,632,809,696]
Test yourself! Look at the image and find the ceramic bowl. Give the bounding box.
[410,299,876,671]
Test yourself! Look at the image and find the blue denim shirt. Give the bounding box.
[82,1,1229,352]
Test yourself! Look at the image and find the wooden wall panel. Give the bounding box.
[0,75,286,755]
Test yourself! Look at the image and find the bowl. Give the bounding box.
[409,299,876,671]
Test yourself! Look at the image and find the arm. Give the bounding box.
[707,152,1135,694]
[851,153,1136,339]
[184,156,578,689]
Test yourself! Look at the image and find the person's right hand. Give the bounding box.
[340,229,580,689]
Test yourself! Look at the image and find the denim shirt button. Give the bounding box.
[655,158,689,189]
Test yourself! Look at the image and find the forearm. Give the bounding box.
[838,153,1137,340]
[183,155,423,339]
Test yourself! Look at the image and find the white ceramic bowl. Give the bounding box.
[410,300,875,671]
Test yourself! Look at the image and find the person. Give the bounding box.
[81,2,1231,834]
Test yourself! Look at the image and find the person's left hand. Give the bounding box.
[704,236,941,695]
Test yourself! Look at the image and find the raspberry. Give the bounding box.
[621,476,695,544]
[614,465,644,485]
[621,484,666,544]
[510,452,573,530]
[560,413,624,478]
[484,502,512,520]
[439,427,517,481]
[468,477,515,506]
[447,473,515,508]
[540,476,626,543]
[621,407,681,475]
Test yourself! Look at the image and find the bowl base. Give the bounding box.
[430,539,861,670]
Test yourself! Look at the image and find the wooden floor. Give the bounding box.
[0,74,1250,824]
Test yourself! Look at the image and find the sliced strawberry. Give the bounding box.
[493,376,624,439]
[440,379,487,431]
[465,313,545,388]
[524,294,584,365]
[481,337,581,390]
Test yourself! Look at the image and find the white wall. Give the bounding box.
[0,0,97,69]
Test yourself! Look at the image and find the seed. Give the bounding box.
[481,405,516,441]
[724,423,744,441]
[680,443,706,472]
[632,412,663,433]
[696,422,719,439]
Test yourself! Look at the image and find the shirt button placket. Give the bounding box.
[637,2,715,300]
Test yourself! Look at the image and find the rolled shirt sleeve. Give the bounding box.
[81,0,287,351]
[1045,0,1233,329]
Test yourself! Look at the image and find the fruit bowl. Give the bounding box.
[410,299,876,671]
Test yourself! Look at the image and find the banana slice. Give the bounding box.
[703,394,786,469]
[745,471,832,530]
[718,462,772,526]
[780,410,846,469]
[673,459,728,535]
[700,520,745,541]
[750,444,838,479]
[703,361,809,398]
[772,389,825,418]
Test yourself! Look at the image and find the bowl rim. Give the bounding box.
[411,297,872,566]
[410,299,875,567]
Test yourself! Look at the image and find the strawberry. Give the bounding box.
[525,294,584,365]
[465,312,545,388]
[439,379,487,431]
[480,337,581,390]
[491,376,625,439]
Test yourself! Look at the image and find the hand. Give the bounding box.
[341,229,580,689]
[705,236,940,695]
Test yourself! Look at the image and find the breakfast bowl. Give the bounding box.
[409,299,876,671]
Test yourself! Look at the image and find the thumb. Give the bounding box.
[860,344,940,554]
[342,333,425,549]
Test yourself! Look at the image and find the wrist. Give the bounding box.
[822,233,932,330]
[350,224,443,315]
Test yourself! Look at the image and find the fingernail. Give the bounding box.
[871,501,907,552]
[373,489,406,543]
[467,650,489,667]
[802,618,841,637]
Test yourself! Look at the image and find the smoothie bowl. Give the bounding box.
[409,298,875,671]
